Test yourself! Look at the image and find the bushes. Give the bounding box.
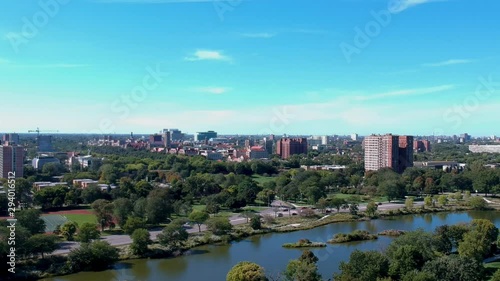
[67,241,119,272]
[378,229,406,237]
[283,239,326,248]
[329,230,378,243]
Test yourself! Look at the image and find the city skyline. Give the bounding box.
[1,0,499,135]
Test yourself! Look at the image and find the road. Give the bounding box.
[52,200,421,255]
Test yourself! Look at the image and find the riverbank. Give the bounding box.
[27,204,485,280]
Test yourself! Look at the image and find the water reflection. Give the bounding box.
[44,211,500,281]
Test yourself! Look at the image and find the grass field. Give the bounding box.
[64,214,97,226]
[42,215,68,232]
[252,175,275,186]
[327,193,388,203]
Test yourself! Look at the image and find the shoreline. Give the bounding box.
[32,204,492,280]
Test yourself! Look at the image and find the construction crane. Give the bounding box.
[28,127,59,137]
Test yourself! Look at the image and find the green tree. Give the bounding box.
[67,241,119,272]
[226,261,268,281]
[366,201,378,217]
[349,203,359,216]
[206,217,233,235]
[61,221,79,241]
[284,251,322,281]
[401,271,437,281]
[188,211,210,232]
[422,255,485,281]
[388,245,425,279]
[130,228,151,257]
[33,186,68,210]
[157,222,188,251]
[17,209,46,235]
[26,234,58,259]
[437,195,448,207]
[123,217,147,235]
[250,216,262,230]
[458,219,499,261]
[424,196,433,208]
[330,197,347,213]
[113,198,133,228]
[80,185,104,204]
[145,188,173,224]
[91,199,114,231]
[315,198,329,213]
[334,250,389,281]
[379,180,406,202]
[387,229,436,262]
[491,270,500,281]
[468,196,487,210]
[405,197,414,209]
[78,222,100,243]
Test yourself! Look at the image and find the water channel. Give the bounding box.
[45,211,500,281]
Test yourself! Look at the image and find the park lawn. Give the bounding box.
[485,261,500,280]
[192,204,206,212]
[242,206,269,212]
[486,262,500,270]
[328,193,388,203]
[252,175,275,186]
[64,214,97,226]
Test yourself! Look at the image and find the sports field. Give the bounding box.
[42,209,96,232]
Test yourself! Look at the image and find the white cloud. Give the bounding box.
[422,59,473,67]
[195,87,232,94]
[390,0,444,13]
[353,84,455,101]
[185,50,231,62]
[239,32,276,38]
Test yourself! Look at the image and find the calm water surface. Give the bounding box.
[44,211,500,281]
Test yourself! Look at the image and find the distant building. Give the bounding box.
[32,156,60,170]
[413,140,431,153]
[351,133,358,141]
[0,144,24,178]
[33,181,67,192]
[264,137,274,155]
[469,145,500,153]
[364,134,413,173]
[276,138,308,159]
[321,136,328,145]
[2,133,20,145]
[195,131,218,142]
[73,179,100,189]
[460,133,471,143]
[248,146,269,160]
[68,155,93,169]
[38,135,53,152]
[149,133,170,149]
[163,129,183,141]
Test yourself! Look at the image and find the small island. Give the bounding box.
[328,230,378,243]
[282,239,327,248]
[378,229,406,237]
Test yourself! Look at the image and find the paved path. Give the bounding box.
[52,199,424,255]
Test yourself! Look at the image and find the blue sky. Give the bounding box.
[0,0,499,136]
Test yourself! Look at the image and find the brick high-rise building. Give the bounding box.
[398,136,414,173]
[413,140,431,153]
[0,144,24,178]
[276,138,307,159]
[364,134,413,173]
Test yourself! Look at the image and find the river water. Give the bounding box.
[44,211,500,281]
